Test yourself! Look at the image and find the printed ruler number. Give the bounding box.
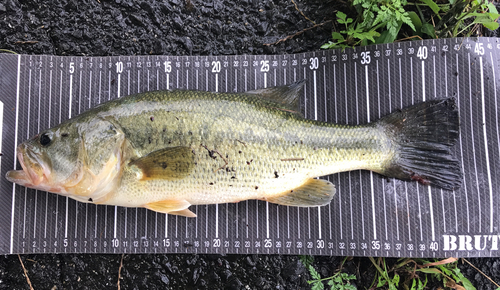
[115,61,123,74]
[69,62,75,74]
[360,51,371,65]
[212,61,221,73]
[309,57,319,70]
[260,60,270,72]
[163,61,172,73]
[417,46,428,60]
[475,43,485,55]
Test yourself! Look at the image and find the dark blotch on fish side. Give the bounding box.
[255,186,258,190]
[209,182,214,185]
[88,198,93,202]
[61,133,69,137]
[161,162,167,169]
[150,116,154,121]
[274,171,279,178]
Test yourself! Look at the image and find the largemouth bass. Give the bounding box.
[6,81,461,217]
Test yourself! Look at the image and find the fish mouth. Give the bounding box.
[5,143,51,187]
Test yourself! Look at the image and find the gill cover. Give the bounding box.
[63,117,133,203]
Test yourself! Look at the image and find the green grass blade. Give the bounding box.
[420,0,440,14]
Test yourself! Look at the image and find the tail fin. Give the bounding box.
[379,98,462,190]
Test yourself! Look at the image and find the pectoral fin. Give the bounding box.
[129,146,194,181]
[144,199,196,217]
[266,178,335,207]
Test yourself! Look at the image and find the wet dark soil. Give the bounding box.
[1,0,499,288]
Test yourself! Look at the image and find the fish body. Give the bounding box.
[6,82,461,217]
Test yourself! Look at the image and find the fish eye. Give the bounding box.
[39,133,51,146]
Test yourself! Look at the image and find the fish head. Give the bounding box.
[6,117,129,202]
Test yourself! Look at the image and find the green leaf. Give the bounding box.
[417,268,442,274]
[488,12,500,21]
[392,273,400,286]
[332,32,345,41]
[488,3,499,15]
[300,255,314,267]
[311,281,324,290]
[309,265,322,280]
[422,23,436,38]
[420,0,440,14]
[422,275,428,289]
[407,11,423,30]
[475,15,497,23]
[483,21,500,30]
[452,268,476,290]
[375,30,396,44]
[401,13,416,31]
[320,42,335,49]
[337,11,347,22]
[377,275,386,287]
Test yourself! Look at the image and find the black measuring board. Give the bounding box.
[1,37,499,257]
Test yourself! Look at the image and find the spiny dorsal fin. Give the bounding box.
[266,178,335,207]
[129,146,194,181]
[245,80,305,114]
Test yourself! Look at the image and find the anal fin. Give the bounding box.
[266,178,335,207]
[144,199,196,217]
[169,209,197,217]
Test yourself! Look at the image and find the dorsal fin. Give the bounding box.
[245,80,305,114]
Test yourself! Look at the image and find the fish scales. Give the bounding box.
[102,90,389,206]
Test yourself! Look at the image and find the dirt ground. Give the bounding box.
[1,0,499,288]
